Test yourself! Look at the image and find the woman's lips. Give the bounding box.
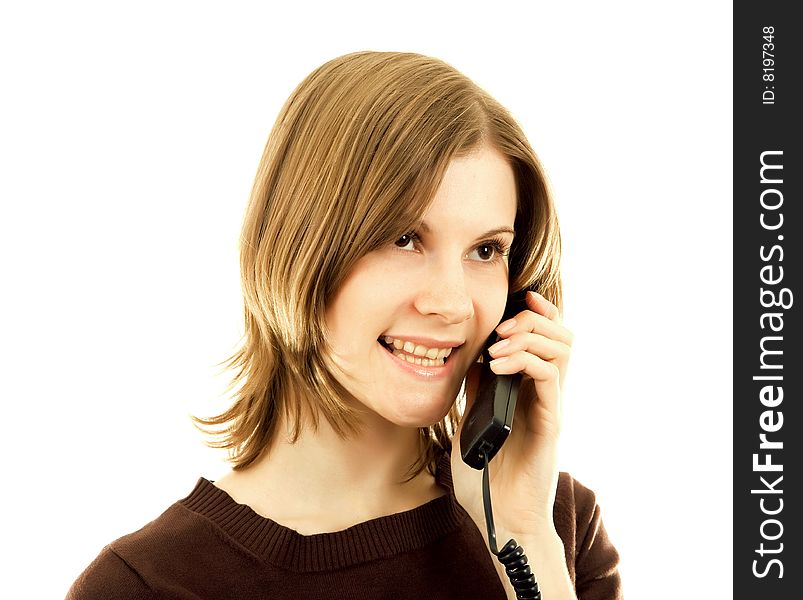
[377,338,451,364]
[377,339,460,380]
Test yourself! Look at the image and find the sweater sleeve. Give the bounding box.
[65,546,157,600]
[572,481,623,600]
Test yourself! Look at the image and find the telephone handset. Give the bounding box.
[460,287,530,470]
[458,286,542,599]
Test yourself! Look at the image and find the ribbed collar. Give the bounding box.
[179,450,468,572]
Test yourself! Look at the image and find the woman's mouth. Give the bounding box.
[377,336,455,367]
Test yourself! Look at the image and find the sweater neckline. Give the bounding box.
[179,450,468,572]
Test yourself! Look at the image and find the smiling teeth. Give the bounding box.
[382,336,453,366]
[392,350,444,367]
[383,336,453,359]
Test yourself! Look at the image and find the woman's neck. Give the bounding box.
[212,410,447,534]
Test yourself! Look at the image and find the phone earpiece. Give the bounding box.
[460,286,536,470]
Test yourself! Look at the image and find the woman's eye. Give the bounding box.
[394,233,417,251]
[393,233,509,263]
[474,244,496,261]
[469,238,509,263]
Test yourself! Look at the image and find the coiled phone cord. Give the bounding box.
[481,451,542,600]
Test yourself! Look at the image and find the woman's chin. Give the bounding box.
[385,395,458,428]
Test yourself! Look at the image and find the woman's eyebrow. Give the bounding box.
[417,221,515,239]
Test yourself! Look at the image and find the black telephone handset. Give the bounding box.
[460,288,531,470]
[459,287,544,599]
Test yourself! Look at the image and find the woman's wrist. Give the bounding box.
[490,530,577,600]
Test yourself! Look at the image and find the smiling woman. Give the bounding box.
[66,51,622,600]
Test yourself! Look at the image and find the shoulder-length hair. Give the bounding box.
[192,51,562,483]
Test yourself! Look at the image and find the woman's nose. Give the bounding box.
[412,264,474,324]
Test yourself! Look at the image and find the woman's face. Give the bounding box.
[324,144,518,428]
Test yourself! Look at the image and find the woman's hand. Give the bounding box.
[451,290,573,544]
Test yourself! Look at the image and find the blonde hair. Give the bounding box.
[192,51,562,483]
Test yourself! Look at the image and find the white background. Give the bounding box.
[1,1,732,598]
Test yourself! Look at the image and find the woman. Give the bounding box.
[67,51,622,600]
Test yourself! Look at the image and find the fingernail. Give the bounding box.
[488,339,510,355]
[496,318,517,334]
[490,357,509,367]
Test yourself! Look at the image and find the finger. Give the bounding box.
[488,350,562,421]
[496,312,574,347]
[525,291,561,323]
[489,349,561,384]
[487,331,570,363]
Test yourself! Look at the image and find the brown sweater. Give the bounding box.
[66,452,622,599]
